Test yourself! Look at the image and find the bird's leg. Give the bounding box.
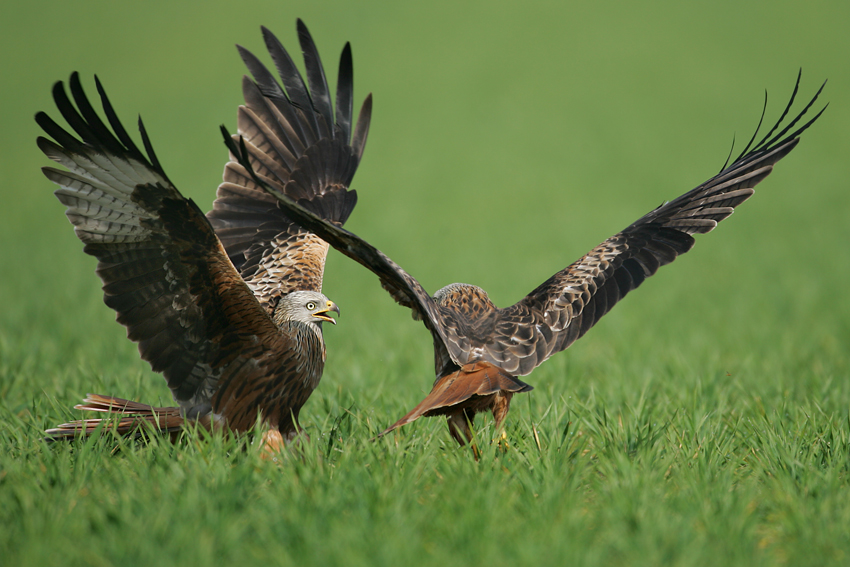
[446,408,480,459]
[491,391,514,451]
[446,410,473,445]
[260,426,310,461]
[260,429,285,460]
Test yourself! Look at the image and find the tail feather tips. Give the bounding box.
[45,394,183,440]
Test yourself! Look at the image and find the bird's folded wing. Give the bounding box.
[208,20,373,310]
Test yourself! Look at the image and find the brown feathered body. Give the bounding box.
[41,20,371,449]
[233,73,826,449]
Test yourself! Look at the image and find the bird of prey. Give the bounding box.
[40,20,372,452]
[226,73,825,450]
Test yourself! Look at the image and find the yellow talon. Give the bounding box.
[497,430,510,451]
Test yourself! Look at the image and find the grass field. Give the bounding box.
[2,0,849,565]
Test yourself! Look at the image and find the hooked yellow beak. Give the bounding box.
[313,300,340,324]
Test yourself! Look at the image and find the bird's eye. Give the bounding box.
[306,302,316,310]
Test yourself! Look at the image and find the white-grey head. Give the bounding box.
[273,290,340,329]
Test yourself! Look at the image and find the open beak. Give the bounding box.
[313,300,340,324]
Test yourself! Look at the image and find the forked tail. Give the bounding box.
[379,361,533,437]
[45,394,185,440]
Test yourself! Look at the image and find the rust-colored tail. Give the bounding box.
[45,394,185,440]
[380,361,532,437]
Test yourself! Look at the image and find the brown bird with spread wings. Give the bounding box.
[40,20,372,451]
[227,73,825,450]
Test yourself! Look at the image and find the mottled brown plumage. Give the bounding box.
[208,21,371,312]
[229,73,826,450]
[40,20,370,449]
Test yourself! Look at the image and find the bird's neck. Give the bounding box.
[278,318,322,341]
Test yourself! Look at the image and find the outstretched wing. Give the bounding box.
[37,74,317,429]
[483,74,827,375]
[208,19,373,311]
[227,74,825,378]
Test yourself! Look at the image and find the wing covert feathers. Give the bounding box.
[38,74,323,433]
[208,21,372,309]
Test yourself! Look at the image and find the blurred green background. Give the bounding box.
[2,0,846,407]
[1,1,849,563]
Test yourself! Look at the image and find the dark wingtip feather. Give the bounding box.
[718,132,736,174]
[352,93,373,161]
[724,72,826,174]
[733,89,768,162]
[93,75,146,164]
[295,18,308,39]
[137,115,169,181]
[38,73,168,183]
[261,26,312,112]
[35,106,79,150]
[759,72,825,152]
[296,18,334,139]
[35,135,54,155]
[762,77,827,150]
[51,77,94,145]
[221,124,240,157]
[237,43,289,103]
[69,73,130,157]
[751,69,802,154]
[335,42,354,142]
